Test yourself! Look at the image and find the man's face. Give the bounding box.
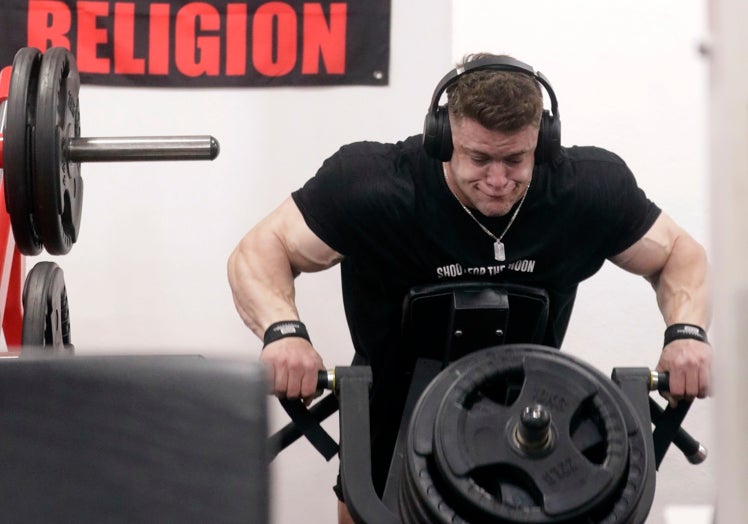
[446,116,538,217]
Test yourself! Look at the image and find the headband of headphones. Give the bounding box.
[423,56,561,163]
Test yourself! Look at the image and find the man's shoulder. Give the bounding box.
[541,145,638,197]
[560,145,627,168]
[296,135,424,213]
[334,135,424,163]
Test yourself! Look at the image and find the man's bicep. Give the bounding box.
[609,213,680,278]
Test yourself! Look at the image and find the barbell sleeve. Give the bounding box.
[64,135,220,162]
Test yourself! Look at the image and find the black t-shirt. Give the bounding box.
[292,134,660,494]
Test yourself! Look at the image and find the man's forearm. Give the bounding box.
[649,234,711,329]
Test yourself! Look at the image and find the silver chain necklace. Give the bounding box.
[443,164,531,262]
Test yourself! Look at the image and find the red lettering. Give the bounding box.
[302,3,346,74]
[253,2,296,77]
[113,3,145,74]
[148,4,171,74]
[27,0,71,51]
[77,1,110,73]
[175,3,220,77]
[226,4,247,76]
[23,0,355,81]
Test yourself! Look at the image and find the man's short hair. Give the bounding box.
[447,53,544,133]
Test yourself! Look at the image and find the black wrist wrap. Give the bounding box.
[663,323,708,347]
[263,320,311,348]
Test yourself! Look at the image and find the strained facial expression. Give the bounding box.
[446,117,538,217]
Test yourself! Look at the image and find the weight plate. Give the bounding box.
[33,47,83,255]
[3,47,44,255]
[400,345,650,524]
[399,358,472,524]
[22,261,73,353]
[434,349,628,521]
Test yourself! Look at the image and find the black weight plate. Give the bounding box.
[399,356,472,524]
[433,348,629,522]
[22,261,73,353]
[33,47,83,255]
[3,47,44,255]
[399,345,651,524]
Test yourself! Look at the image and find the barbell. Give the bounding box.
[1,46,220,255]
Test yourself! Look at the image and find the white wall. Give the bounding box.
[452,1,714,523]
[18,0,717,522]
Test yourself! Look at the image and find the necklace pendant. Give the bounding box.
[494,241,506,262]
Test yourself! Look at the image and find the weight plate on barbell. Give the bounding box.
[33,47,83,255]
[3,47,44,255]
[22,261,73,353]
[400,345,650,524]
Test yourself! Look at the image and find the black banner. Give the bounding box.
[0,1,390,87]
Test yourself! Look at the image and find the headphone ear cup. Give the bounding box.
[535,110,561,164]
[422,105,453,161]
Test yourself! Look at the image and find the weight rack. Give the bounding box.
[0,47,220,352]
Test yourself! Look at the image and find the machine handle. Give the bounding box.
[649,398,707,464]
[646,370,708,466]
[317,369,336,392]
[649,370,669,392]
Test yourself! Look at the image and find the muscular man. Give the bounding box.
[228,53,712,523]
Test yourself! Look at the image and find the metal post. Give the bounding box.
[65,135,220,162]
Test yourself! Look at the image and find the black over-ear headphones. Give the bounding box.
[422,56,561,164]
